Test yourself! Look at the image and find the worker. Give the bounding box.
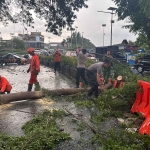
[86,59,110,99]
[27,47,40,91]
[53,49,61,73]
[113,75,125,88]
[100,75,125,91]
[0,76,12,94]
[103,50,114,84]
[75,47,88,88]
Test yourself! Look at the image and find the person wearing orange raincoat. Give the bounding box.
[0,76,12,94]
[27,47,40,91]
[53,50,61,73]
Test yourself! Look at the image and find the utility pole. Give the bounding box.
[82,32,84,48]
[108,7,116,46]
[102,24,106,46]
[10,33,14,53]
[71,29,73,49]
[98,7,117,46]
[75,26,78,46]
[48,37,51,49]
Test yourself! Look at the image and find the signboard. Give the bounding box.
[36,36,40,42]
[126,53,135,65]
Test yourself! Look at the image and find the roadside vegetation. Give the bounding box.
[41,55,150,149]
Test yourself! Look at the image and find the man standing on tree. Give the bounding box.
[75,46,88,88]
[86,59,110,99]
[27,47,40,91]
[53,49,61,73]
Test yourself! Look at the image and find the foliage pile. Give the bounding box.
[0,110,70,150]
[41,55,150,149]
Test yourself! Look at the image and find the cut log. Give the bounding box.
[46,88,88,96]
[0,91,44,104]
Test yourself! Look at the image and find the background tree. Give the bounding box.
[112,0,150,48]
[62,32,95,50]
[128,40,135,45]
[12,38,25,49]
[139,0,150,16]
[135,33,149,51]
[0,0,88,35]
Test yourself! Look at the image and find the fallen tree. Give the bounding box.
[0,83,113,105]
[44,87,89,96]
[0,91,44,104]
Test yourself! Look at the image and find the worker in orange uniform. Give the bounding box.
[0,76,12,94]
[53,50,61,73]
[113,75,125,88]
[27,47,40,91]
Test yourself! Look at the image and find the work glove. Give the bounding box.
[27,68,30,73]
[35,70,39,75]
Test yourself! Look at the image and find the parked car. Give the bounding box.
[112,52,127,64]
[34,50,41,55]
[0,53,27,65]
[65,51,76,57]
[95,47,127,64]
[134,54,150,73]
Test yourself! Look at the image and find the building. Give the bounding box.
[49,42,67,50]
[44,42,67,54]
[18,32,44,50]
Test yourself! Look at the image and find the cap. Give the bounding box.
[117,75,123,81]
[27,47,35,53]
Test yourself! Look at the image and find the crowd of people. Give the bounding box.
[0,47,125,100]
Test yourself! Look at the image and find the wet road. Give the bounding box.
[0,64,76,136]
[0,64,75,93]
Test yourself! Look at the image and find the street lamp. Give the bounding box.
[75,26,78,46]
[10,33,14,53]
[108,7,117,46]
[102,24,106,46]
[82,32,84,48]
[67,36,70,49]
[98,7,117,46]
[70,29,73,49]
[48,37,52,49]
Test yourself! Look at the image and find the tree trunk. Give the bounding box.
[0,84,113,105]
[46,88,88,96]
[0,91,44,104]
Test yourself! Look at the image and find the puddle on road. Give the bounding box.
[0,64,75,93]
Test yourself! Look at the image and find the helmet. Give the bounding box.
[117,75,123,81]
[27,47,35,53]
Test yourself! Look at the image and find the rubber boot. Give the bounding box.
[28,84,33,91]
[34,82,41,91]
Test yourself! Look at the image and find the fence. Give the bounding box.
[40,60,77,80]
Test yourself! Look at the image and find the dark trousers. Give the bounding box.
[76,68,88,87]
[86,70,99,98]
[54,62,61,72]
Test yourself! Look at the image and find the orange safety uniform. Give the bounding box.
[29,54,40,84]
[113,80,125,88]
[0,77,12,93]
[53,52,61,62]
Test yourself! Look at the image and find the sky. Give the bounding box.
[0,0,137,47]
